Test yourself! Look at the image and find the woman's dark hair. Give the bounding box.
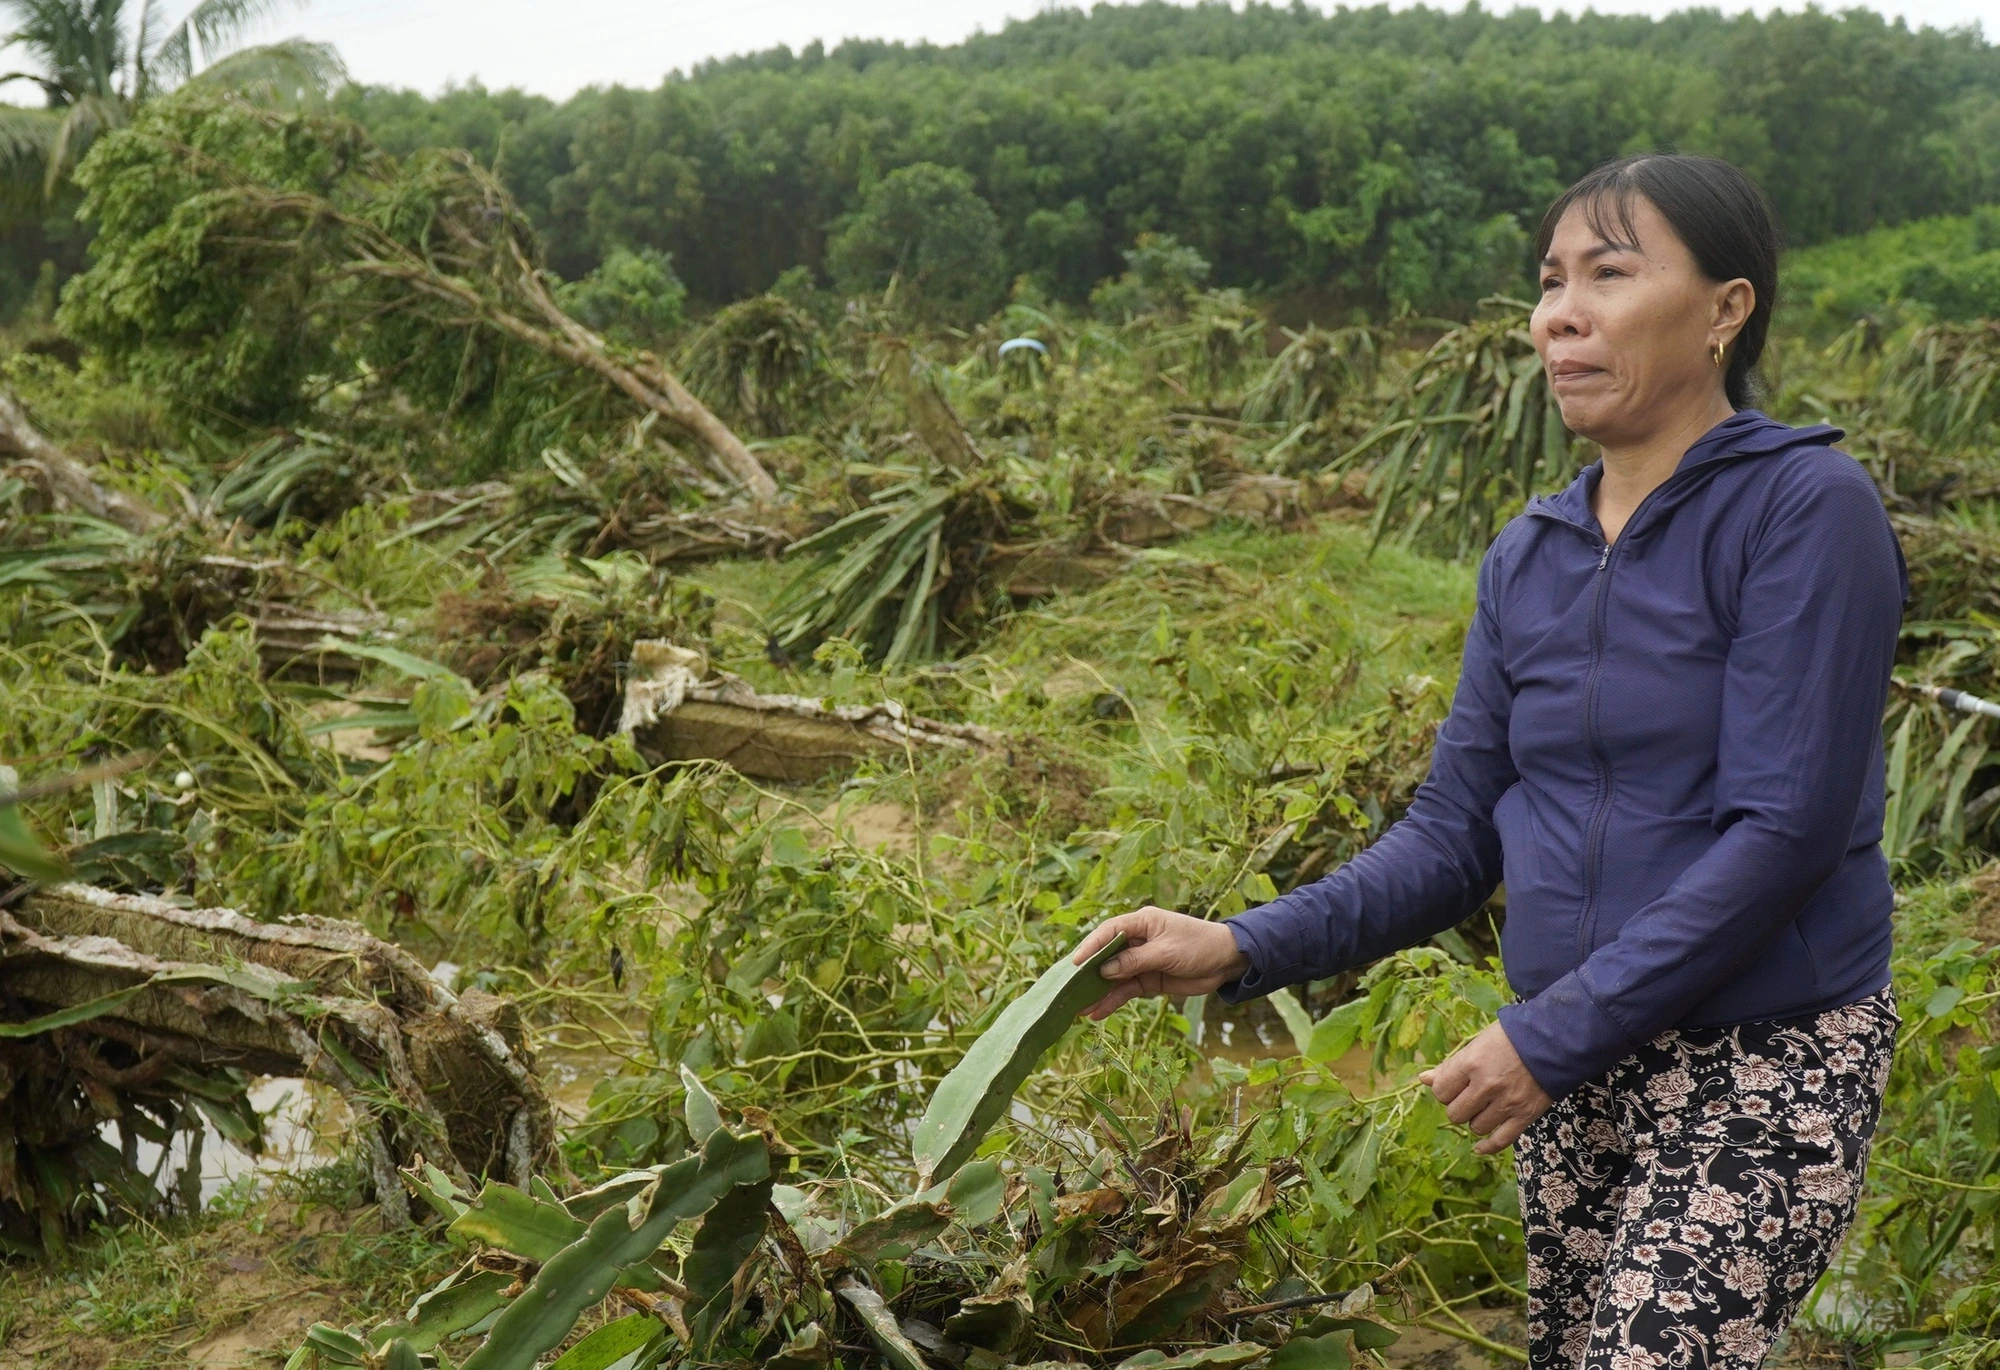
[1533,154,1780,409]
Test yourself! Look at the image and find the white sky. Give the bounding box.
[2,0,1994,101]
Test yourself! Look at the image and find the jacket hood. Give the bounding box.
[1530,410,1846,530]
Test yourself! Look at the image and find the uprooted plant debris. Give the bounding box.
[0,87,1997,1370]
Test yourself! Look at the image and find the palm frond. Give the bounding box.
[204,431,346,524]
[128,0,164,98]
[0,70,65,101]
[183,38,345,108]
[1142,289,1266,399]
[0,103,57,199]
[2,0,127,103]
[145,0,299,87]
[42,89,121,192]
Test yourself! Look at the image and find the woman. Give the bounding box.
[1072,154,1906,1370]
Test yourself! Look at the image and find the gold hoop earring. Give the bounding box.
[1712,341,1727,369]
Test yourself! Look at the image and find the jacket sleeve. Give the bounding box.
[1218,542,1521,1001]
[1497,458,1906,1099]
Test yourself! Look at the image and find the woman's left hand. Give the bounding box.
[1419,1022,1553,1155]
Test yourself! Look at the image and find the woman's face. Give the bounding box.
[1530,194,1753,448]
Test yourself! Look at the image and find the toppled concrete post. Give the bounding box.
[619,641,1002,782]
[0,883,552,1240]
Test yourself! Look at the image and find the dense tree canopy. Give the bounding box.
[333,3,2000,320]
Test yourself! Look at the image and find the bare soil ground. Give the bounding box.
[0,1196,443,1370]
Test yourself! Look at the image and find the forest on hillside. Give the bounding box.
[9,4,2000,322]
[1,4,1999,1370]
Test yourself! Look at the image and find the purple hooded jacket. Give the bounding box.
[1220,411,1908,1099]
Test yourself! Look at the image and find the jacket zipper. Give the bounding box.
[1532,476,1680,959]
[1528,441,1776,958]
[1578,537,1615,958]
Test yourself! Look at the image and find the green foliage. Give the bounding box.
[828,162,1007,324]
[0,0,346,200]
[1785,206,2000,336]
[1091,233,1213,321]
[681,291,831,436]
[555,246,687,345]
[910,932,1125,1186]
[318,7,2000,318]
[1339,300,1576,559]
[766,470,1013,667]
[56,95,698,475]
[17,94,2000,1364]
[56,95,368,419]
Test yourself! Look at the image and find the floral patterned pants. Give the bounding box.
[1516,989,1899,1370]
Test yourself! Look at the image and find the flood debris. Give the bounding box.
[619,641,1002,781]
[0,882,552,1242]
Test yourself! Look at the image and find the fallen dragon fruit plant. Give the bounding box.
[284,940,1403,1370]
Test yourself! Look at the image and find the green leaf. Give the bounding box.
[405,1163,471,1224]
[826,1199,950,1266]
[330,639,473,688]
[1269,988,1314,1056]
[1088,1248,1147,1278]
[742,1008,800,1064]
[1972,1073,2000,1148]
[302,709,420,738]
[943,1262,1031,1354]
[768,826,812,868]
[910,934,1126,1186]
[681,1064,723,1144]
[371,1269,515,1351]
[447,1181,585,1261]
[1334,1124,1379,1203]
[303,1324,371,1363]
[0,966,292,1039]
[546,1314,665,1370]
[1191,1166,1274,1235]
[0,982,150,1038]
[765,1321,834,1370]
[684,1175,772,1349]
[942,1157,1005,1227]
[1927,985,1966,1019]
[381,1340,423,1370]
[1304,1000,1364,1064]
[833,1276,931,1370]
[1462,978,1503,1014]
[1297,1316,1400,1351]
[0,801,68,882]
[458,1129,768,1370]
[1268,1328,1354,1370]
[562,1171,663,1222]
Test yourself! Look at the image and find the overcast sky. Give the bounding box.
[5,0,1997,102]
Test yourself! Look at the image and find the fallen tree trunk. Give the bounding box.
[620,641,1002,782]
[0,883,552,1241]
[0,390,170,536]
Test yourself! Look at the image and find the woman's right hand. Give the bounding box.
[1071,907,1251,1021]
